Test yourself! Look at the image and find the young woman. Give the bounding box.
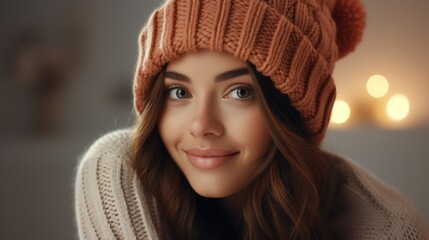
[74,0,429,239]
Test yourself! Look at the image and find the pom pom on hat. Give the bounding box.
[331,0,366,59]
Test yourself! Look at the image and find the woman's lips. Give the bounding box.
[184,148,239,170]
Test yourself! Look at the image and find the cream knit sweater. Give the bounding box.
[74,129,429,239]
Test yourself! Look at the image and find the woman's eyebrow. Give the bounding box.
[164,67,249,83]
[215,68,249,82]
[164,71,190,82]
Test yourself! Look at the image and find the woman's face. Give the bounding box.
[158,50,273,198]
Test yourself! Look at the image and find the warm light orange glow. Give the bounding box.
[331,100,351,124]
[386,94,410,121]
[367,75,389,98]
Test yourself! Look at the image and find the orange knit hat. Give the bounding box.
[133,0,366,144]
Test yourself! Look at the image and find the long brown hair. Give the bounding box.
[131,61,331,239]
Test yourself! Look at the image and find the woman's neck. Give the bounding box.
[220,189,246,223]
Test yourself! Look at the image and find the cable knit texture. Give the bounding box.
[74,129,429,239]
[133,0,366,144]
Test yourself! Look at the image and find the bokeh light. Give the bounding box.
[386,94,410,121]
[331,100,351,124]
[367,75,389,98]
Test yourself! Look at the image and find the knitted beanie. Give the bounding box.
[133,0,366,144]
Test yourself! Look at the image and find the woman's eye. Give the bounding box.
[228,87,254,100]
[168,87,190,100]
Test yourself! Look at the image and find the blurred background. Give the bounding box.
[0,0,428,239]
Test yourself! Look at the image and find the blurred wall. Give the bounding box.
[0,0,159,239]
[324,127,429,228]
[0,0,428,239]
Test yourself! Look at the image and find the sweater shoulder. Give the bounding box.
[327,154,429,239]
[74,128,160,239]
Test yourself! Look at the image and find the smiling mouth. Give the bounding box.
[184,149,239,170]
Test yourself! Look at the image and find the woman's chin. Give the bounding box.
[191,186,234,199]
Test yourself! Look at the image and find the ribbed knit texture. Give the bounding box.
[75,130,162,240]
[133,0,366,144]
[74,129,429,239]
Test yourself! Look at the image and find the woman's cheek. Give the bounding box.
[226,106,272,153]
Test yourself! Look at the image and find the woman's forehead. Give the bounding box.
[165,50,247,73]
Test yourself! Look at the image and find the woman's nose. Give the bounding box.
[189,100,224,138]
